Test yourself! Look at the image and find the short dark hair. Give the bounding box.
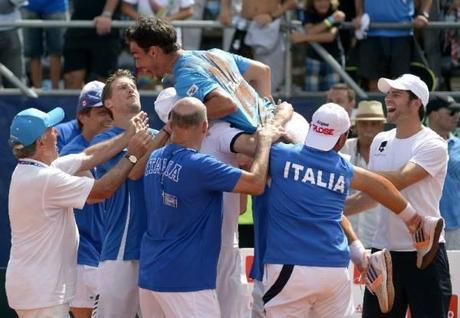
[407,90,425,121]
[9,139,38,159]
[330,83,356,102]
[170,108,206,129]
[125,17,180,54]
[102,69,136,103]
[76,108,92,130]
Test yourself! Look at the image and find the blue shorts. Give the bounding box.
[22,9,67,57]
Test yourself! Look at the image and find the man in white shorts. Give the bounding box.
[139,97,283,318]
[6,107,150,317]
[91,69,171,318]
[60,81,113,318]
[154,87,295,317]
[262,103,442,317]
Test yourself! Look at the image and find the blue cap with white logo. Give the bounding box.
[10,107,65,146]
[77,81,105,112]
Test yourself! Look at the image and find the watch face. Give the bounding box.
[128,154,137,164]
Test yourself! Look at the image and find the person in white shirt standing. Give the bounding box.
[6,107,150,318]
[345,74,452,317]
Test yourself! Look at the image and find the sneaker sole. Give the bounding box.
[420,218,444,270]
[383,249,394,314]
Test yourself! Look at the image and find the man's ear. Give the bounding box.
[148,46,156,57]
[202,120,208,134]
[104,99,113,111]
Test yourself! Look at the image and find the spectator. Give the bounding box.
[326,83,356,117]
[340,100,386,247]
[63,0,122,89]
[22,0,68,89]
[0,0,25,88]
[219,0,242,51]
[121,0,194,46]
[226,0,298,91]
[426,94,460,250]
[291,0,345,92]
[354,0,432,91]
[441,0,460,90]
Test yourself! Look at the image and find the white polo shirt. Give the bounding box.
[368,127,448,251]
[6,154,94,310]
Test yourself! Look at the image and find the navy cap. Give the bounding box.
[426,95,460,115]
[77,81,105,112]
[10,107,65,146]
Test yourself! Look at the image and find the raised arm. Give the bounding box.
[128,125,171,180]
[204,88,239,119]
[77,112,149,172]
[349,166,420,231]
[87,129,151,201]
[231,124,283,195]
[242,60,272,98]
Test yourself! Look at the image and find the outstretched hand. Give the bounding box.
[127,130,151,160]
[257,122,286,144]
[127,111,149,136]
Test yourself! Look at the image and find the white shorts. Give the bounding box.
[70,264,99,308]
[94,260,140,318]
[216,246,251,318]
[263,264,353,318]
[15,303,70,318]
[252,279,265,318]
[139,288,220,318]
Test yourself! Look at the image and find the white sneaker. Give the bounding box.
[414,216,444,269]
[366,249,394,314]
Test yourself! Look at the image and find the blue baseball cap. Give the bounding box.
[77,81,105,112]
[10,107,65,146]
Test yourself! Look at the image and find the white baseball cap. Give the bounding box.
[154,87,180,123]
[305,103,351,151]
[377,74,429,107]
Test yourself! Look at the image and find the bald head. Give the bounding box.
[170,97,207,129]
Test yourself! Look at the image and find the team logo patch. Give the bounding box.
[312,120,334,136]
[186,84,199,96]
[378,141,388,152]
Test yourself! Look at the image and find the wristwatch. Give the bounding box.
[125,154,138,165]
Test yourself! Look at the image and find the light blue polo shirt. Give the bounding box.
[173,49,274,133]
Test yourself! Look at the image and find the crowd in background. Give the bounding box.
[1,0,460,92]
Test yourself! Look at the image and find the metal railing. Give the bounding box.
[1,19,460,98]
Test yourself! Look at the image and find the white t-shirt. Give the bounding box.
[340,137,380,248]
[6,154,94,310]
[368,127,448,251]
[201,121,242,248]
